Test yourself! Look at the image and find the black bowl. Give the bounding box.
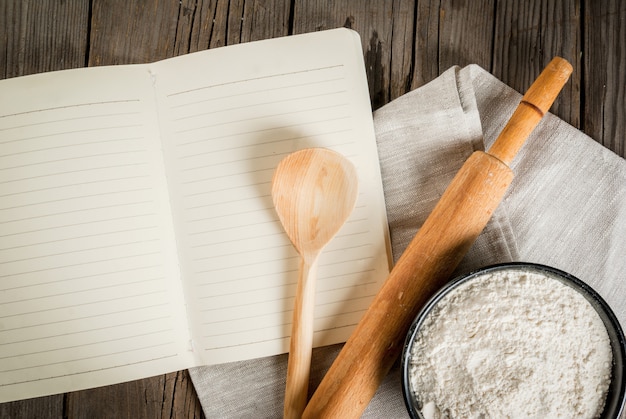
[401,262,626,419]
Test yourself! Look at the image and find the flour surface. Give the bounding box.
[408,269,612,419]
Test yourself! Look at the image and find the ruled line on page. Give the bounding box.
[0,303,168,332]
[0,313,171,345]
[185,206,274,223]
[198,282,294,303]
[0,265,162,292]
[183,180,271,197]
[198,271,377,304]
[0,187,152,211]
[185,194,270,210]
[0,251,161,279]
[0,329,173,361]
[0,277,164,306]
[175,124,351,149]
[0,354,180,387]
[177,128,352,158]
[179,167,273,185]
[172,93,349,122]
[0,112,142,133]
[0,175,150,198]
[174,112,351,135]
[0,225,157,252]
[165,64,344,98]
[0,342,177,374]
[200,307,291,325]
[0,125,144,145]
[0,150,146,171]
[203,338,287,351]
[0,136,144,158]
[0,162,150,185]
[202,322,291,339]
[0,290,167,319]
[0,99,141,120]
[167,77,345,109]
[187,219,278,236]
[189,232,283,248]
[194,264,300,287]
[193,255,300,276]
[0,239,160,265]
[0,210,155,231]
[180,181,270,199]
[191,243,293,262]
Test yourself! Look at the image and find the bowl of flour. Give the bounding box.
[401,263,626,419]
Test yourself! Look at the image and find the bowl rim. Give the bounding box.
[400,262,626,419]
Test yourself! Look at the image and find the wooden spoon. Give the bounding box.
[271,148,358,419]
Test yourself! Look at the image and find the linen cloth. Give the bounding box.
[189,64,626,418]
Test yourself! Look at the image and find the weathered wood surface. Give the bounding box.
[1,0,624,417]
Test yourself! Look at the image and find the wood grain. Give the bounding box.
[89,0,181,65]
[412,0,441,88]
[65,371,203,419]
[492,0,581,128]
[584,0,626,156]
[0,395,63,419]
[0,0,625,417]
[438,0,495,73]
[0,0,90,78]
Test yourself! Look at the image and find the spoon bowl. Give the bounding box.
[271,148,358,419]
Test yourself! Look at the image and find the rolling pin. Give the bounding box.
[302,57,573,418]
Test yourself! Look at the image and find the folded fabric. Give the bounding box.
[189,64,626,418]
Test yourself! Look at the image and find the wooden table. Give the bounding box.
[1,1,624,417]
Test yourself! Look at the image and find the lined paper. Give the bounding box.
[155,29,390,364]
[0,67,193,401]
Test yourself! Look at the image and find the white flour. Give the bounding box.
[408,269,613,419]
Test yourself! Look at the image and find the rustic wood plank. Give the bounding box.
[292,0,415,110]
[88,0,182,65]
[412,0,440,88]
[176,0,227,53]
[411,0,494,90]
[177,0,291,54]
[0,0,90,78]
[389,0,417,100]
[438,0,495,73]
[583,0,626,157]
[492,0,582,129]
[239,0,292,43]
[65,371,204,419]
[0,395,64,419]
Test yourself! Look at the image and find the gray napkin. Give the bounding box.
[189,64,626,418]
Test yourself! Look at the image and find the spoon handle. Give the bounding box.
[284,256,318,419]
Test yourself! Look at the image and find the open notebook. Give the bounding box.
[0,28,390,402]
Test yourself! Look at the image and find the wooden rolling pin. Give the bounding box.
[302,57,573,418]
